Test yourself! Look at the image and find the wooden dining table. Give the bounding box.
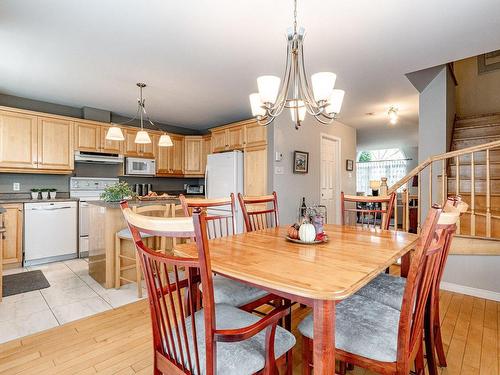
[175,224,418,375]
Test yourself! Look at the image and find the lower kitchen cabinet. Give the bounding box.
[2,203,23,265]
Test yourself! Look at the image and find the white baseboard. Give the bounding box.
[440,281,500,302]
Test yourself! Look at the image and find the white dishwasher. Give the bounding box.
[24,201,78,266]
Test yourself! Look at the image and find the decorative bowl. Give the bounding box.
[285,235,329,245]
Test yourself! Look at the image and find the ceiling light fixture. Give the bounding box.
[105,83,173,147]
[249,0,345,130]
[388,106,398,125]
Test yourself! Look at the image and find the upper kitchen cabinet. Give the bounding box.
[156,134,184,176]
[211,128,227,153]
[75,122,101,152]
[100,125,124,154]
[202,135,211,175]
[184,136,203,176]
[0,110,38,170]
[244,121,267,148]
[123,128,140,157]
[139,133,157,159]
[37,117,74,170]
[227,126,245,150]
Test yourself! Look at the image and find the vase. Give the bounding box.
[41,191,49,200]
[49,191,57,199]
[31,192,39,200]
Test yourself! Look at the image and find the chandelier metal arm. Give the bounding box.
[266,39,294,116]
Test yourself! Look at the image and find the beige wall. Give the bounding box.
[268,116,357,224]
[455,56,500,117]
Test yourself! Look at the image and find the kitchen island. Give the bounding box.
[87,199,181,288]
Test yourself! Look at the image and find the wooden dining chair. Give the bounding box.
[299,204,457,375]
[341,192,396,230]
[353,196,467,374]
[120,201,295,375]
[179,194,278,314]
[115,204,172,298]
[237,192,279,232]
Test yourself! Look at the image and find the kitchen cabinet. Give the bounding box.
[139,134,157,159]
[37,116,74,170]
[100,125,124,154]
[244,145,268,196]
[202,135,211,176]
[244,121,267,148]
[0,110,38,170]
[184,136,204,176]
[2,203,23,265]
[75,122,101,152]
[211,129,227,153]
[227,126,245,150]
[157,134,184,176]
[123,128,157,158]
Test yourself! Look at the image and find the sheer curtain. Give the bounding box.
[356,159,408,195]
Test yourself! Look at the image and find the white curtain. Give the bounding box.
[356,159,408,195]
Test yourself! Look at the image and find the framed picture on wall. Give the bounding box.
[346,159,354,171]
[293,151,309,174]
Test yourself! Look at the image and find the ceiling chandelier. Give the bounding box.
[249,0,345,130]
[106,83,173,147]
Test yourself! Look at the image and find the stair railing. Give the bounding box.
[380,139,500,237]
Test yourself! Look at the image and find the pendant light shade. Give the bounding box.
[158,133,173,147]
[311,72,336,101]
[105,125,125,141]
[289,100,306,122]
[249,93,266,117]
[326,89,345,115]
[257,75,281,104]
[135,130,151,144]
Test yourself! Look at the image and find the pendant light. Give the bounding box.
[105,83,173,147]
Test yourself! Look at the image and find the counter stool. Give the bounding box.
[115,204,173,297]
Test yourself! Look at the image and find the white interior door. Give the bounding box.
[320,135,340,224]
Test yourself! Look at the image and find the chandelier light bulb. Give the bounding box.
[388,106,398,125]
[158,133,173,147]
[326,89,345,115]
[257,75,281,104]
[249,93,266,117]
[135,130,151,144]
[105,125,125,141]
[311,72,337,102]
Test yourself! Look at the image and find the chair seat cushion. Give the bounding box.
[207,275,269,307]
[167,304,296,375]
[117,228,154,239]
[355,273,406,310]
[297,294,400,363]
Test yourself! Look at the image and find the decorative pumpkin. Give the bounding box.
[299,223,316,243]
[287,225,299,239]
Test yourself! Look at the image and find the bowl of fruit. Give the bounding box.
[285,220,328,245]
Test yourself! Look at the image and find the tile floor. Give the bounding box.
[0,258,147,344]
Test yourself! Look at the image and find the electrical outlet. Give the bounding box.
[13,182,20,191]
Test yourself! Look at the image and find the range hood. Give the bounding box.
[74,151,124,164]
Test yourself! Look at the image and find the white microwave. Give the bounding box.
[125,157,156,176]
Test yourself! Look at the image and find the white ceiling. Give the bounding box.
[1,1,500,141]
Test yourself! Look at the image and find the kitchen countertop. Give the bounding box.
[88,198,181,208]
[0,197,80,204]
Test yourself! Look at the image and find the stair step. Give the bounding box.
[455,112,500,128]
[447,178,500,194]
[454,124,500,139]
[452,137,500,150]
[448,163,500,179]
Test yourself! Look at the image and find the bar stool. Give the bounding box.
[115,204,172,297]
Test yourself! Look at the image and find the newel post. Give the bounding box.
[379,177,388,196]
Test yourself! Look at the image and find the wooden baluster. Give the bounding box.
[428,163,433,209]
[404,187,410,232]
[379,177,388,227]
[470,152,476,236]
[486,149,491,237]
[417,172,421,233]
[456,156,461,235]
[441,159,447,205]
[394,191,398,231]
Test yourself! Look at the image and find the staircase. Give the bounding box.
[447,113,500,238]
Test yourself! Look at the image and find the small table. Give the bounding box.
[175,224,418,374]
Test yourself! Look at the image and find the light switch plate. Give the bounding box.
[274,166,284,175]
[275,152,283,162]
[13,182,20,191]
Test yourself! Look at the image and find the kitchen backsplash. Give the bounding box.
[0,163,204,194]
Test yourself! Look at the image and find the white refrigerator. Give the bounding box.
[205,150,244,233]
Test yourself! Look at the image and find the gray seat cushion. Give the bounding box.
[297,294,400,363]
[355,273,406,310]
[117,227,153,239]
[207,275,269,307]
[166,303,296,375]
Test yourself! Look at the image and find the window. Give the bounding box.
[356,148,408,195]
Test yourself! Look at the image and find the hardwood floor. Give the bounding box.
[0,290,498,374]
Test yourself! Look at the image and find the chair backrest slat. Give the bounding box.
[238,192,280,232]
[121,201,216,374]
[341,192,396,230]
[179,194,236,239]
